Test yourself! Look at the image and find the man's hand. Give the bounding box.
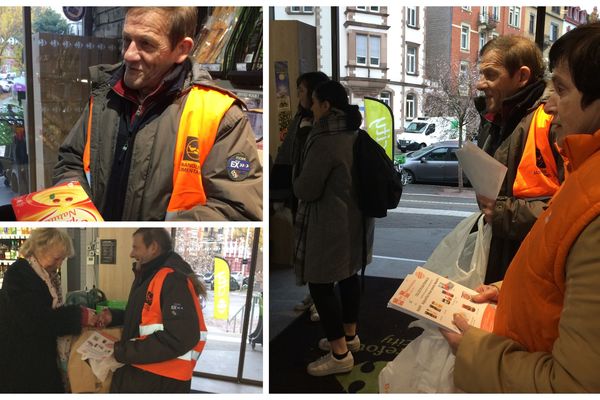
[440,313,472,354]
[476,194,496,224]
[471,284,500,304]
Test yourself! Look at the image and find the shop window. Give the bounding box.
[174,227,263,385]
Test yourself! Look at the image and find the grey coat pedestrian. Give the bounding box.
[293,108,373,284]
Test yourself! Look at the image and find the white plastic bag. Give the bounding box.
[379,320,456,393]
[378,212,491,393]
[423,212,491,288]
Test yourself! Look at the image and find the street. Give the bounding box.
[367,183,479,279]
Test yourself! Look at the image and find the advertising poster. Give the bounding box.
[213,256,231,320]
[364,96,395,160]
[274,61,292,142]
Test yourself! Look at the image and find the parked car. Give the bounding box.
[399,141,470,185]
[0,80,12,93]
[201,273,240,291]
[202,272,214,287]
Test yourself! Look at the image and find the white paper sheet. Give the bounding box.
[455,141,508,199]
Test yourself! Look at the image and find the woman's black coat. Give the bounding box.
[0,258,81,393]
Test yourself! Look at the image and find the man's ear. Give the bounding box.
[149,241,161,257]
[175,37,194,63]
[516,66,532,88]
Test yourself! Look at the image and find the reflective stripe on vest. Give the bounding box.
[166,87,235,218]
[513,104,560,198]
[81,86,235,217]
[133,267,208,381]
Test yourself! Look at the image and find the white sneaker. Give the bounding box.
[307,351,354,376]
[293,294,313,311]
[318,335,360,352]
[309,304,320,322]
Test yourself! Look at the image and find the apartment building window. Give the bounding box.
[481,7,488,18]
[460,24,470,51]
[356,6,379,12]
[289,6,314,14]
[407,6,418,28]
[550,22,559,41]
[459,61,469,78]
[406,94,416,120]
[380,91,391,106]
[479,32,486,50]
[356,34,381,66]
[551,6,561,14]
[406,45,417,75]
[370,36,381,66]
[492,7,500,21]
[529,13,535,34]
[462,6,472,12]
[508,7,521,28]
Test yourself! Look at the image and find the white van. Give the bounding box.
[397,117,458,151]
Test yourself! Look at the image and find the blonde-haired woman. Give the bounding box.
[0,228,95,392]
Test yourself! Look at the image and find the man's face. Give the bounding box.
[122,10,186,97]
[130,234,158,266]
[476,50,527,114]
[549,61,600,139]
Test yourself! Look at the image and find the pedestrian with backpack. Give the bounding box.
[293,80,374,377]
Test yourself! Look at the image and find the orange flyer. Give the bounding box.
[11,181,104,222]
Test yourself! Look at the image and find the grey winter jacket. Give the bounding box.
[477,80,563,283]
[293,109,374,284]
[53,58,262,221]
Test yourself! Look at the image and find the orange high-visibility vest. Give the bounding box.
[82,86,235,216]
[132,267,208,381]
[512,104,560,198]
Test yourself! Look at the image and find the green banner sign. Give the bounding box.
[364,97,394,160]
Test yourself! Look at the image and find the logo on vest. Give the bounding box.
[226,153,251,181]
[180,137,201,175]
[184,137,200,162]
[170,302,184,316]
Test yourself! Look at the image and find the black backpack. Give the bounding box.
[354,129,403,218]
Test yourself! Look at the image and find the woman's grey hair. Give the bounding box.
[19,228,74,258]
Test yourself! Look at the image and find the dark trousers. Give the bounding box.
[308,273,360,342]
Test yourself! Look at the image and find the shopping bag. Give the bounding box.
[378,212,491,393]
[379,320,456,393]
[67,327,122,393]
[423,212,491,288]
